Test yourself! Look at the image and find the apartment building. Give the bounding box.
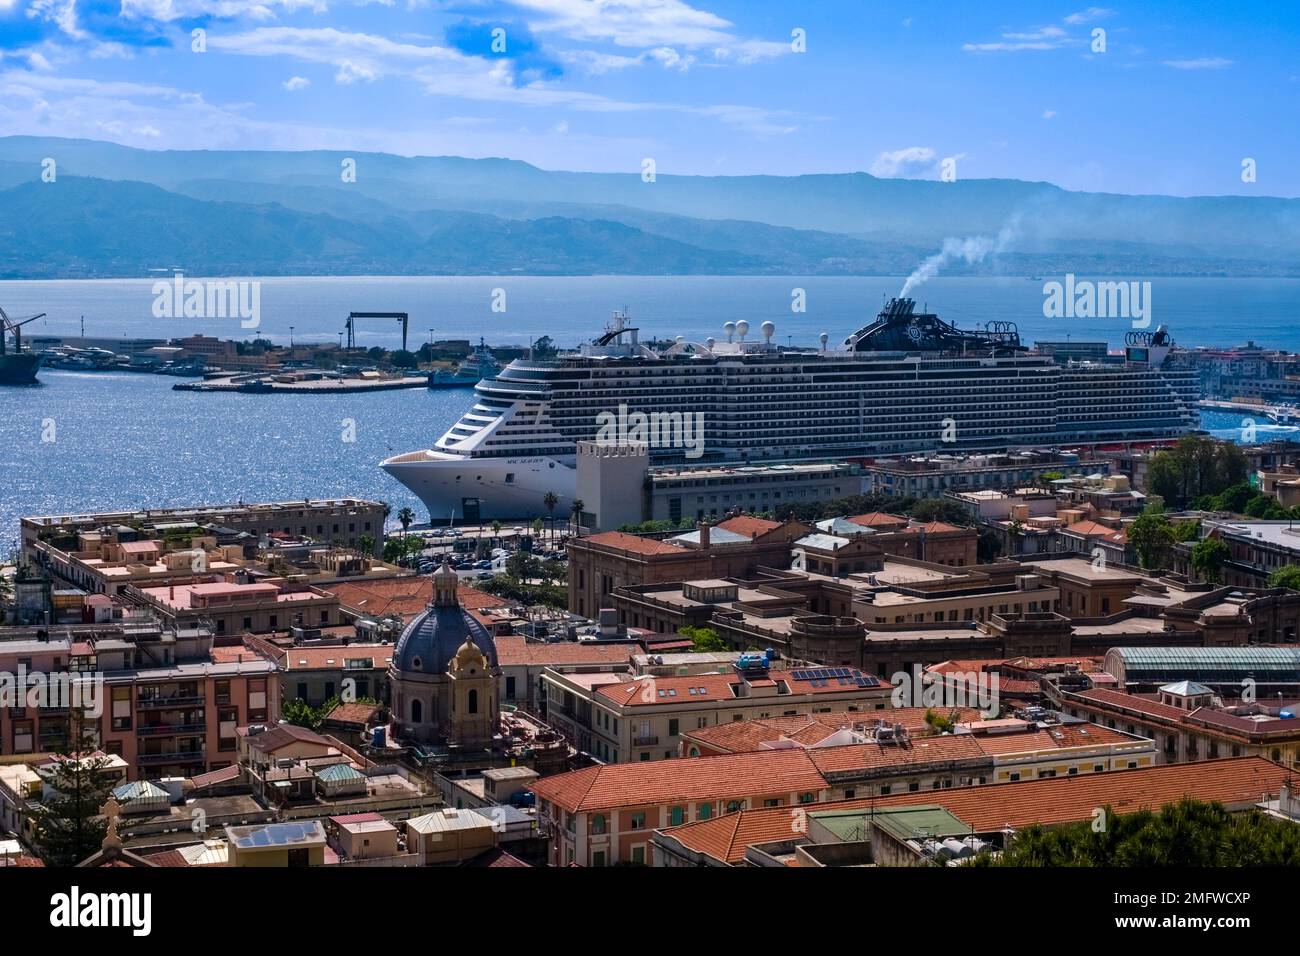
[542,660,893,764]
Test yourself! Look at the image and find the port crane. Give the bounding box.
[344,312,409,352]
[0,305,45,355]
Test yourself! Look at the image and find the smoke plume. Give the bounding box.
[899,219,1021,297]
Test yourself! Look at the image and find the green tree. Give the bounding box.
[357,534,375,557]
[570,499,585,537]
[1191,537,1231,583]
[1127,508,1175,570]
[1147,437,1248,508]
[31,711,114,866]
[971,798,1300,867]
[680,626,730,652]
[389,349,418,369]
[397,506,414,540]
[491,520,503,546]
[543,491,559,545]
[1268,566,1300,591]
[1171,520,1200,542]
[506,550,537,580]
[977,526,1004,562]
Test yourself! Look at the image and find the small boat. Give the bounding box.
[429,337,499,388]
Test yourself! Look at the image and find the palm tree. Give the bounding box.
[397,507,414,562]
[543,491,559,545]
[491,519,503,548]
[569,499,585,538]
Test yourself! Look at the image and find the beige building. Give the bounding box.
[543,661,893,764]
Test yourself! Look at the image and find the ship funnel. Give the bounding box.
[819,332,829,351]
[736,320,749,341]
[723,321,736,343]
[760,321,775,345]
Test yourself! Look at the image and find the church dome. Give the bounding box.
[393,605,496,675]
[391,560,497,675]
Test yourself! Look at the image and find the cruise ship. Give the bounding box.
[381,298,1199,521]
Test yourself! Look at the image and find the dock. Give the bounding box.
[173,373,431,394]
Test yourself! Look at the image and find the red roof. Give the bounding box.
[716,515,782,538]
[495,635,634,667]
[661,757,1291,863]
[680,708,987,753]
[531,749,828,813]
[846,512,909,529]
[583,531,685,556]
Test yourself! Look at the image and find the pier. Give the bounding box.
[173,373,431,394]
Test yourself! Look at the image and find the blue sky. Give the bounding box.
[0,0,1296,195]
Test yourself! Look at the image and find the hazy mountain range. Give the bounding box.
[0,136,1296,280]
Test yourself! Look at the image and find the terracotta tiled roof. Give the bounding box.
[596,673,739,707]
[1064,520,1117,537]
[495,635,634,667]
[324,702,380,725]
[716,516,782,538]
[330,577,508,620]
[1072,688,1191,722]
[583,532,685,556]
[846,512,908,529]
[282,643,392,671]
[680,708,987,753]
[905,520,967,534]
[661,757,1291,863]
[531,749,828,813]
[806,734,988,775]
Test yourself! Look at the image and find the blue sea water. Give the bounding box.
[1,276,1297,545]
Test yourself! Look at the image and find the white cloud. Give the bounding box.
[208,26,801,134]
[871,146,936,177]
[504,0,737,48]
[1162,57,1233,70]
[1042,109,1056,120]
[334,59,376,83]
[282,74,311,90]
[505,0,789,64]
[1063,7,1114,25]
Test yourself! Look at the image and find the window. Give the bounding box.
[219,707,238,751]
[111,686,131,731]
[591,814,606,834]
[669,806,685,826]
[726,800,744,813]
[592,851,606,868]
[697,803,712,820]
[247,678,267,721]
[631,845,645,865]
[630,812,646,830]
[667,719,679,737]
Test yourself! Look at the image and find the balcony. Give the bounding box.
[137,694,205,710]
[137,722,207,737]
[138,749,205,765]
[633,735,659,747]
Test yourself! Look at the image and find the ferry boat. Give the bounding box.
[382,299,1199,520]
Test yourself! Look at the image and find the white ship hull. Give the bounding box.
[382,450,576,520]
